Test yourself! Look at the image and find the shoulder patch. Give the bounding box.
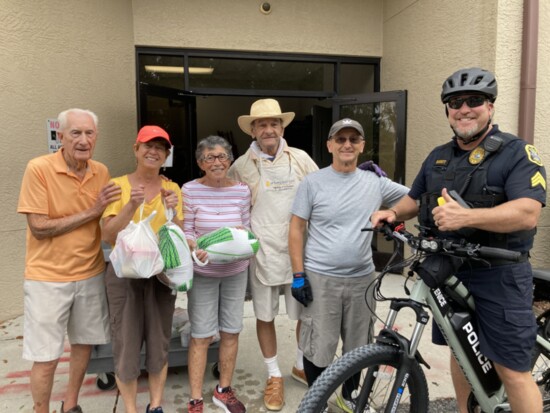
[531,171,546,190]
[525,144,543,166]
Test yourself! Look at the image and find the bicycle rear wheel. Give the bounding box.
[297,343,429,412]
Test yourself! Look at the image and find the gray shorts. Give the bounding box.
[249,270,301,322]
[23,273,110,362]
[299,270,376,367]
[188,270,248,338]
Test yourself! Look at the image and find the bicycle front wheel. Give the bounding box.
[531,342,550,411]
[298,343,429,413]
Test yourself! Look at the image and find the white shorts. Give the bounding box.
[23,273,110,362]
[249,271,302,322]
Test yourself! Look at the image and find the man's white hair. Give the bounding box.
[57,108,98,130]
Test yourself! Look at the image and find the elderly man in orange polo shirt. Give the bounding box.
[17,108,121,413]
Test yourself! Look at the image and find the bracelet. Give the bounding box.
[389,208,398,217]
[293,271,305,277]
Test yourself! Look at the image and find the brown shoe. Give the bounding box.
[291,366,308,386]
[264,376,284,411]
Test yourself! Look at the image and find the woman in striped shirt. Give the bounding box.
[183,135,251,413]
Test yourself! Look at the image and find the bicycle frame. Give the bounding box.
[380,271,550,412]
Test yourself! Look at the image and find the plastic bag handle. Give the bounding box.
[163,200,175,222]
[138,202,157,224]
[192,250,209,266]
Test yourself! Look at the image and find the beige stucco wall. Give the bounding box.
[132,0,383,56]
[533,0,550,266]
[0,0,385,321]
[382,0,549,268]
[2,0,549,321]
[0,0,136,321]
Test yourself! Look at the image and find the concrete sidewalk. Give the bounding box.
[0,274,453,412]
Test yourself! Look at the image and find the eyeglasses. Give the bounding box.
[201,153,230,163]
[447,95,487,110]
[331,136,364,145]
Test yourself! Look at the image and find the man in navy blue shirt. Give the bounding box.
[372,67,546,413]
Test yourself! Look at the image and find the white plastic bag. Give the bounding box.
[109,204,164,279]
[192,226,260,264]
[157,206,194,292]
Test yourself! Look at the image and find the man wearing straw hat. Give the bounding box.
[229,99,318,410]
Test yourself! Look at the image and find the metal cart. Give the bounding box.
[87,338,220,390]
[88,245,220,390]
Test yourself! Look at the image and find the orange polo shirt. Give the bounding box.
[17,149,110,282]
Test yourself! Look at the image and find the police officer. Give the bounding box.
[372,67,546,413]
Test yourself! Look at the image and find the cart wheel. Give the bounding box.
[211,362,220,379]
[96,372,117,390]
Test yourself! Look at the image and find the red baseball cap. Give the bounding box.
[136,125,172,145]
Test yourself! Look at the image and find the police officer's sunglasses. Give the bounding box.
[447,95,487,110]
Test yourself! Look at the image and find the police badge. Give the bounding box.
[469,147,485,165]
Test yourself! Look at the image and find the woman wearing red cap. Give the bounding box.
[101,125,183,413]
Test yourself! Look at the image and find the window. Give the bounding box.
[136,48,379,97]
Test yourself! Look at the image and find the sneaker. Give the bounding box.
[263,376,284,411]
[60,402,83,413]
[188,399,204,413]
[213,386,246,413]
[336,395,375,413]
[146,404,164,413]
[291,366,308,386]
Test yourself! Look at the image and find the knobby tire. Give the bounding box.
[298,343,429,412]
[531,342,550,411]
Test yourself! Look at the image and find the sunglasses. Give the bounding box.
[447,95,487,110]
[331,136,364,145]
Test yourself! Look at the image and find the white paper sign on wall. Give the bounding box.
[47,119,61,153]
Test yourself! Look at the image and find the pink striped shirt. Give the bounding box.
[182,180,251,277]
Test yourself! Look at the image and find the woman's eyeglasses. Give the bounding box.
[447,95,487,110]
[331,136,364,145]
[202,153,230,163]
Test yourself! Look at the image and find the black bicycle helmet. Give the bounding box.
[441,67,498,103]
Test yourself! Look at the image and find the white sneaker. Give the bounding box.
[336,395,375,413]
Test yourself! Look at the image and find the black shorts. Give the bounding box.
[431,261,537,372]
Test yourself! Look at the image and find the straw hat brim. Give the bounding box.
[238,112,295,136]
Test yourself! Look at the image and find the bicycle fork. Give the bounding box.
[358,299,430,412]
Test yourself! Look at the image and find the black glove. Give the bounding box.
[358,160,387,177]
[291,272,313,307]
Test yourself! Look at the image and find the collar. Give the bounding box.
[53,148,94,175]
[250,137,289,160]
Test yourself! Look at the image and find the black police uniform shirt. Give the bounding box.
[408,125,546,252]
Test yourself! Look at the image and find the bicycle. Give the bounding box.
[298,221,550,412]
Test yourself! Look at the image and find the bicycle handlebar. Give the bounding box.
[475,246,522,261]
[363,221,522,263]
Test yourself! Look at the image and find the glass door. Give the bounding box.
[332,91,407,271]
[138,83,197,186]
